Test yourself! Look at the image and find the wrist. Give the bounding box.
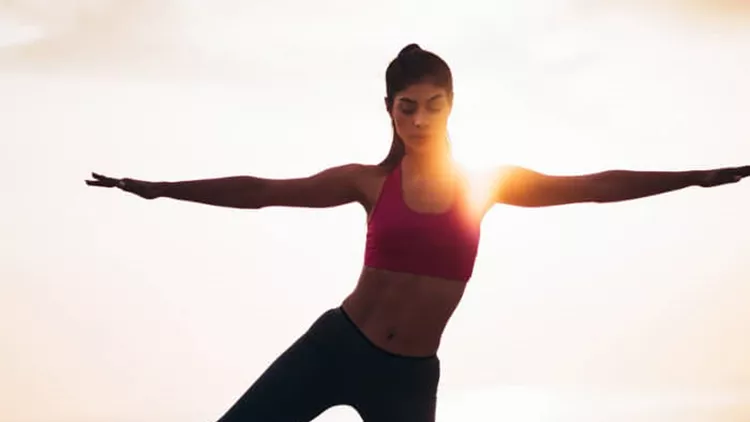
[154,181,170,198]
[686,170,706,187]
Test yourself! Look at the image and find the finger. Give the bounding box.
[87,175,120,186]
[91,172,122,185]
[94,173,118,183]
[737,165,750,178]
[85,180,111,187]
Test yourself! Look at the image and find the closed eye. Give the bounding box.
[398,95,446,114]
[398,99,418,114]
[399,106,417,114]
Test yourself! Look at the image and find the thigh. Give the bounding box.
[215,332,342,422]
[358,393,437,422]
[356,359,440,422]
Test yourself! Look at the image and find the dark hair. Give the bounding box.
[379,43,454,169]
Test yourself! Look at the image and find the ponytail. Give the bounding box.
[378,120,405,170]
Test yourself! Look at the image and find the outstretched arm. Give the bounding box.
[494,165,750,207]
[86,164,372,209]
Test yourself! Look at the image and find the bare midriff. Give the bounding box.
[340,265,467,358]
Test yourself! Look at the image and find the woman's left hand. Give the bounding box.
[696,165,750,188]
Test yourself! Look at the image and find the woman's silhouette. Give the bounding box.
[86,43,749,422]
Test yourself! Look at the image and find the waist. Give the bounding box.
[341,266,466,357]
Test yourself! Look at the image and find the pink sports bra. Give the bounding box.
[364,163,482,282]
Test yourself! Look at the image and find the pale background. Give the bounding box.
[2,1,750,421]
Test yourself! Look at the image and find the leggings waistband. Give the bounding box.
[334,306,438,361]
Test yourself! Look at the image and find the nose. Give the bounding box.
[412,109,430,129]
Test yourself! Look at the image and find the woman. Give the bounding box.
[86,43,749,422]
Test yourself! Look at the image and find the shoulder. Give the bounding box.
[491,165,545,188]
[451,162,525,190]
[355,164,392,209]
[452,163,540,203]
[334,163,388,184]
[494,164,534,178]
[321,163,390,210]
[316,163,385,184]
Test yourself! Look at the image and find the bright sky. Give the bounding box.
[2,1,750,421]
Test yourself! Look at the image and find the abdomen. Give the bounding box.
[340,266,467,357]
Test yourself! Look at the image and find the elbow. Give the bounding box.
[542,175,609,205]
[241,202,264,210]
[538,173,611,206]
[585,172,622,203]
[586,182,611,203]
[587,184,609,203]
[240,177,272,209]
[242,196,267,210]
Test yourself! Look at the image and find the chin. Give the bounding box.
[406,135,440,148]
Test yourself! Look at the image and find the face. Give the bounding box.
[387,82,452,152]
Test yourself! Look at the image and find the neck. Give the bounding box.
[401,145,453,179]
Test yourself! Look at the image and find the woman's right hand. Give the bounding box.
[85,172,164,200]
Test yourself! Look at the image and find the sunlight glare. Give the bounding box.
[451,124,526,216]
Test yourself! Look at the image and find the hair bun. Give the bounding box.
[398,43,422,58]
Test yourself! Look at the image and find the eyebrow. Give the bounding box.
[397,94,445,104]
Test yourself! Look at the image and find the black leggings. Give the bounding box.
[215,306,441,422]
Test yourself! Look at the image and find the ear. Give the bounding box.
[384,96,393,113]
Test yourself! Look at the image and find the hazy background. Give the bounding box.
[2,1,750,421]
